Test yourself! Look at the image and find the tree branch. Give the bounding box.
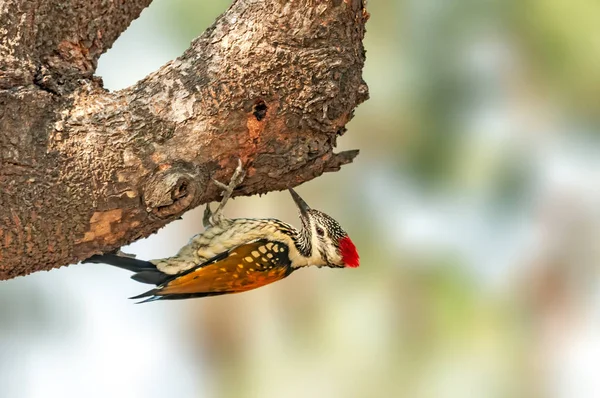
[0,0,369,280]
[0,0,152,90]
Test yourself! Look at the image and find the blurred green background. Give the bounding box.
[2,0,600,397]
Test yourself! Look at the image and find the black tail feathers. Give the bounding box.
[84,253,169,285]
[85,253,153,272]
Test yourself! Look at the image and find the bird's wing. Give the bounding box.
[132,239,293,301]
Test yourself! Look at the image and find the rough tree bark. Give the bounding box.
[0,0,369,280]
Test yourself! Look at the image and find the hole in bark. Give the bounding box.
[173,180,188,200]
[253,100,268,121]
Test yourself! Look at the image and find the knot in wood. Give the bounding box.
[143,168,204,218]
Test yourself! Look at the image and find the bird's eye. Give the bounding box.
[316,226,325,237]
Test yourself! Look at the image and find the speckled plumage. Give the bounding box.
[152,218,306,275]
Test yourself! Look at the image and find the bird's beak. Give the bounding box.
[288,188,311,218]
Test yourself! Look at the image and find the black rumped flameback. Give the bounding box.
[85,160,359,302]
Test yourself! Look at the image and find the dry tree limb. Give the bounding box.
[0,0,369,279]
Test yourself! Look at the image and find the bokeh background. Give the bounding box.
[2,0,600,397]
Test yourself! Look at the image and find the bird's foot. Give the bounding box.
[208,158,245,226]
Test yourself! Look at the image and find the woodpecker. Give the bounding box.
[86,160,359,302]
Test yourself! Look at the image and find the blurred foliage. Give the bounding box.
[512,0,600,120]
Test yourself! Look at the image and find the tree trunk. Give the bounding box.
[0,0,369,280]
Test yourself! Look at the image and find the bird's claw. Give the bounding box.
[208,158,246,226]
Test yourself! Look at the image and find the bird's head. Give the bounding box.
[289,188,359,269]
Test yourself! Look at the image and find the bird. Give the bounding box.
[85,160,359,302]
